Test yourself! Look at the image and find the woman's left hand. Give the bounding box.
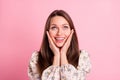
[60,29,74,55]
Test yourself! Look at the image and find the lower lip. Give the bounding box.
[56,39,64,43]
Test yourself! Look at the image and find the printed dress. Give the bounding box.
[28,50,91,80]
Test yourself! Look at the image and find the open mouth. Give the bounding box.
[55,37,65,43]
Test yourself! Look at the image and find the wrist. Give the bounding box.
[60,53,67,58]
[60,54,68,65]
[53,55,60,66]
[54,53,60,58]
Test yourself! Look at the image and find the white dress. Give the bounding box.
[28,50,91,80]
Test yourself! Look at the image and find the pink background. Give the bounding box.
[0,0,120,80]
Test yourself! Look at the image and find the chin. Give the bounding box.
[56,44,64,48]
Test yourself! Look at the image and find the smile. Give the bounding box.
[55,37,65,43]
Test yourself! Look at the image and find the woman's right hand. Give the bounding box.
[47,31,60,66]
[46,31,60,56]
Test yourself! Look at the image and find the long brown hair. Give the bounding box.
[38,10,80,76]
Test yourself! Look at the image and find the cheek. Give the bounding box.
[65,30,71,37]
[49,31,56,38]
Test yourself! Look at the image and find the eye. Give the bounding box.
[63,25,70,30]
[50,26,58,30]
[64,25,69,28]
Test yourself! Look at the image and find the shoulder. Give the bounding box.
[31,51,39,58]
[30,51,39,64]
[80,49,89,58]
[79,49,91,63]
[28,51,40,79]
[78,49,91,72]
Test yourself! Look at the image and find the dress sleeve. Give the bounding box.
[28,51,60,80]
[41,66,60,80]
[60,50,91,80]
[28,51,41,80]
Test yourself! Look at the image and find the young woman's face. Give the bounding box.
[49,16,71,48]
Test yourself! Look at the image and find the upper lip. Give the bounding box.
[55,37,65,40]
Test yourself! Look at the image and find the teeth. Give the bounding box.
[55,38,64,40]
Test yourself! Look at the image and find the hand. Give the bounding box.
[46,31,60,66]
[60,29,74,55]
[46,31,60,56]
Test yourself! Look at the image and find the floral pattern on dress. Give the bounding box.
[28,50,91,80]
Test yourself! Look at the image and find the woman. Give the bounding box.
[28,10,91,80]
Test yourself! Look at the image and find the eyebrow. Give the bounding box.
[62,24,69,25]
[50,24,56,25]
[50,23,69,25]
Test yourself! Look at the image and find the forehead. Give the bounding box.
[50,16,69,24]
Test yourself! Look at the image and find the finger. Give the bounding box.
[64,29,74,46]
[46,31,57,49]
[61,29,74,54]
[46,31,54,45]
[46,31,60,55]
[68,29,74,41]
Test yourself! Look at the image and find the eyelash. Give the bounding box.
[64,26,69,28]
[50,26,57,30]
[50,25,69,30]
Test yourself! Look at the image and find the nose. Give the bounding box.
[57,28,63,35]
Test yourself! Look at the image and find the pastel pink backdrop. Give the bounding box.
[0,0,120,80]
